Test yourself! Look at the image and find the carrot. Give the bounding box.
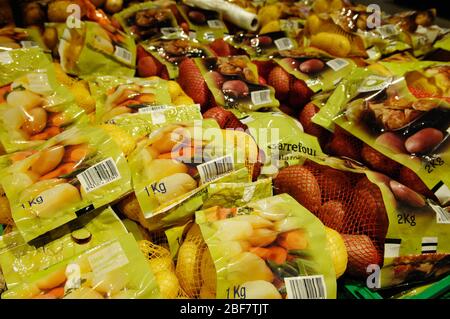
[30,126,61,141]
[137,93,156,104]
[265,246,287,265]
[250,247,270,259]
[218,207,237,220]
[46,287,65,298]
[118,99,140,107]
[276,229,308,251]
[39,162,77,180]
[47,112,66,127]
[62,144,89,163]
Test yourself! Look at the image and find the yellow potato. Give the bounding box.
[64,287,104,299]
[6,90,44,110]
[21,107,48,135]
[32,183,81,219]
[154,173,197,204]
[310,32,351,57]
[173,95,194,106]
[155,270,181,299]
[93,269,129,295]
[248,228,277,247]
[43,27,58,50]
[199,285,216,299]
[306,14,322,35]
[36,267,67,290]
[31,145,65,175]
[148,255,174,274]
[151,130,185,153]
[227,252,274,283]
[168,81,183,99]
[143,159,188,182]
[240,280,282,299]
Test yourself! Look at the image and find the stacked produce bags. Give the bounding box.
[0,0,449,299]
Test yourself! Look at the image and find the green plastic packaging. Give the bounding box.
[0,206,128,288]
[0,51,86,153]
[196,193,337,299]
[59,21,136,78]
[1,233,161,299]
[0,125,132,242]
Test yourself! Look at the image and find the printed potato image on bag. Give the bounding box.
[273,155,450,289]
[0,125,131,242]
[0,206,128,288]
[316,61,450,205]
[1,233,161,299]
[58,21,136,78]
[0,61,86,153]
[119,119,258,231]
[195,194,338,299]
[192,56,279,111]
[0,26,47,52]
[114,1,180,41]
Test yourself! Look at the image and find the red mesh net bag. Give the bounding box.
[273,159,389,278]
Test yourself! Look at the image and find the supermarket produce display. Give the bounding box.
[0,0,449,300]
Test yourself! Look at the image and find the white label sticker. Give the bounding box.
[384,242,401,258]
[197,154,234,184]
[434,182,450,206]
[114,46,133,64]
[207,20,225,29]
[358,75,391,93]
[251,89,271,106]
[326,58,349,71]
[161,27,184,38]
[0,51,12,64]
[27,72,52,93]
[88,241,129,281]
[242,185,256,202]
[20,41,39,48]
[285,275,327,299]
[274,37,294,50]
[378,24,400,39]
[77,157,121,193]
[203,32,215,41]
[366,46,381,60]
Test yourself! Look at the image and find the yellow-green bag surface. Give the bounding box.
[0,125,131,242]
[196,193,337,299]
[0,206,127,288]
[1,233,160,299]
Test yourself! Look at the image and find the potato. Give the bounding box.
[43,27,59,50]
[155,270,181,299]
[240,280,281,299]
[105,0,123,13]
[32,183,81,218]
[64,287,104,299]
[168,81,183,99]
[21,107,48,135]
[227,252,274,283]
[173,95,194,106]
[36,267,67,290]
[154,173,197,204]
[151,131,185,153]
[1,107,26,130]
[214,220,253,241]
[248,228,277,247]
[31,145,65,176]
[6,90,44,110]
[93,269,128,295]
[143,159,188,182]
[310,32,351,57]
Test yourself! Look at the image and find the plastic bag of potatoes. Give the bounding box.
[1,233,161,299]
[0,124,131,242]
[195,193,338,299]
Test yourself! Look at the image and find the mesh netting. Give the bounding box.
[138,240,186,299]
[175,224,216,299]
[274,160,389,277]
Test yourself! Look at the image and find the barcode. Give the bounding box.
[326,58,349,71]
[114,46,133,64]
[285,275,327,299]
[0,51,12,64]
[197,155,234,184]
[274,37,294,50]
[251,89,271,105]
[207,20,225,29]
[433,181,450,206]
[203,32,216,41]
[138,105,172,113]
[20,41,39,48]
[77,157,121,192]
[421,237,438,254]
[378,24,399,39]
